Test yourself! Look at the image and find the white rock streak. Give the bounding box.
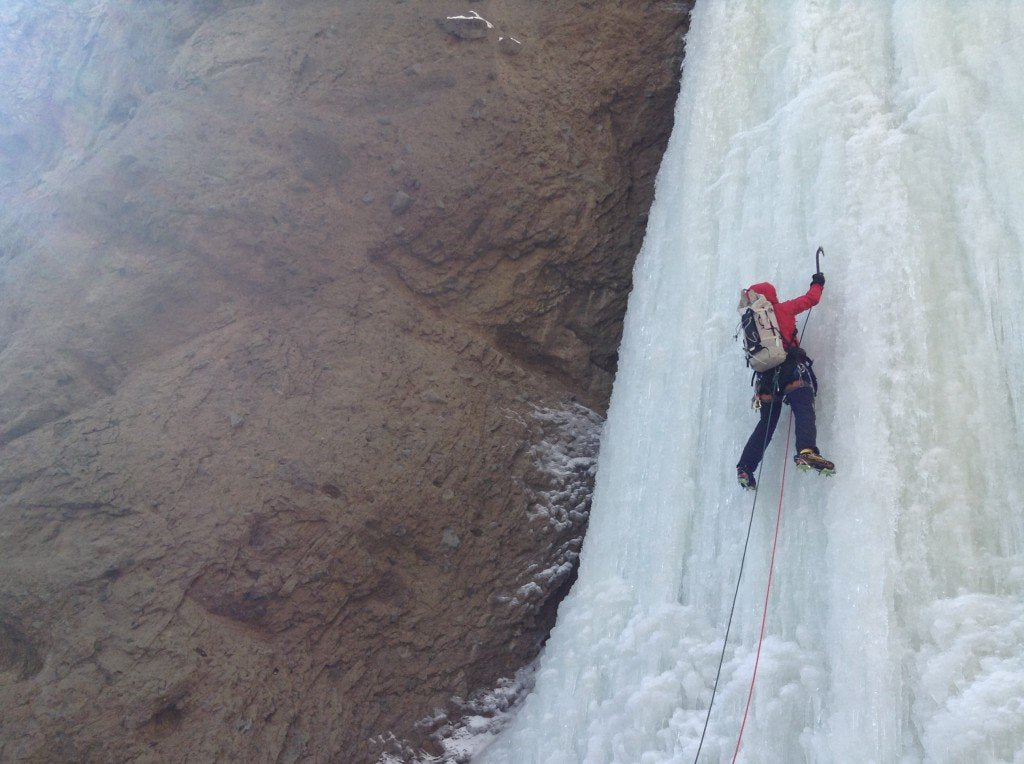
[445,11,493,29]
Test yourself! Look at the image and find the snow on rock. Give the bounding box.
[384,402,603,761]
[372,401,602,761]
[442,11,493,40]
[498,37,522,56]
[430,667,537,763]
[381,666,538,763]
[506,402,603,611]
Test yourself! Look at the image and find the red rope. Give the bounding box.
[732,411,793,763]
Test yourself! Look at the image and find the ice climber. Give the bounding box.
[736,272,834,490]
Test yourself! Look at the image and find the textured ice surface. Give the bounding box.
[479,2,1024,762]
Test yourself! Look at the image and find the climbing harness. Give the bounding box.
[694,248,824,763]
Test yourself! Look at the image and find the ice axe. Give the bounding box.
[799,246,824,343]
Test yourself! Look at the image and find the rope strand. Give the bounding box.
[732,411,793,761]
[696,273,818,761]
[731,293,815,759]
[693,373,779,763]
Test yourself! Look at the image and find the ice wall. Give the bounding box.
[479,2,1024,762]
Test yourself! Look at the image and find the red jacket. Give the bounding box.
[747,281,822,349]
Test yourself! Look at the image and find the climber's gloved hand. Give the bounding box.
[811,272,825,286]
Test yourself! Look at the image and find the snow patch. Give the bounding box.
[377,665,537,763]
[506,403,602,610]
[524,402,602,532]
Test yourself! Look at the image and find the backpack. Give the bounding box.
[737,288,787,372]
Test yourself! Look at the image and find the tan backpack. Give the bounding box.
[737,288,787,372]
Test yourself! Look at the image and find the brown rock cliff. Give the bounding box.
[0,1,691,760]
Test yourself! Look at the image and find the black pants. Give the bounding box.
[737,353,819,473]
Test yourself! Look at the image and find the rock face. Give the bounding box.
[0,1,689,760]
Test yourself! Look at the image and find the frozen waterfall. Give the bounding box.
[479,1,1024,762]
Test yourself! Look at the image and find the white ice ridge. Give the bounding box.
[477,1,1024,762]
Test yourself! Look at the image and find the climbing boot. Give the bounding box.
[793,448,835,475]
[737,468,757,490]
